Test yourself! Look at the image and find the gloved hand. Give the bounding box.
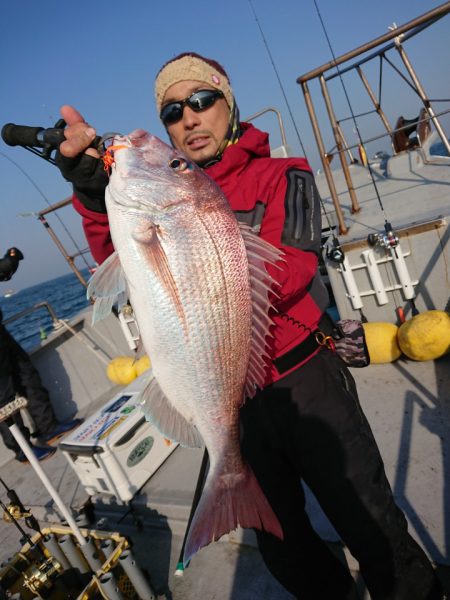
[55,105,109,214]
[55,151,108,213]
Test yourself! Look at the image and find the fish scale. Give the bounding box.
[88,129,284,565]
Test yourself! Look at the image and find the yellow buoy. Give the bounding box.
[107,356,138,385]
[362,322,402,364]
[397,310,450,361]
[135,354,152,376]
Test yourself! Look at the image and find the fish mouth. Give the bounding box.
[107,129,148,148]
[125,129,151,147]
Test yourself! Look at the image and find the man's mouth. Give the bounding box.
[186,134,210,150]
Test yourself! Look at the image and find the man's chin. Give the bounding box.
[185,148,216,166]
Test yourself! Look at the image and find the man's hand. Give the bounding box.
[59,105,100,159]
[55,105,108,213]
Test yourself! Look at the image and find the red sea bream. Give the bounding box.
[87,129,283,564]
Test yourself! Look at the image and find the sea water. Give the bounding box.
[0,270,90,351]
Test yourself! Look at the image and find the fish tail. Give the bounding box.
[183,464,283,566]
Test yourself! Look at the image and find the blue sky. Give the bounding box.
[1,0,449,291]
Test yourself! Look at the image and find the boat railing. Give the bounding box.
[323,108,450,160]
[2,301,64,331]
[245,106,294,157]
[296,1,450,235]
[3,300,113,365]
[37,196,91,289]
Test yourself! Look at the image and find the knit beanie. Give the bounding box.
[155,52,234,114]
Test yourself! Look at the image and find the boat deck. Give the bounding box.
[316,138,450,244]
[0,353,448,599]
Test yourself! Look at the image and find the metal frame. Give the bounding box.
[297,2,450,235]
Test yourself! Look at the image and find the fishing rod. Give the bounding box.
[0,476,41,535]
[247,0,359,321]
[1,120,67,165]
[0,120,96,275]
[0,121,124,283]
[1,120,117,164]
[0,477,46,562]
[3,121,144,347]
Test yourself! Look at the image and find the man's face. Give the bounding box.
[162,80,230,165]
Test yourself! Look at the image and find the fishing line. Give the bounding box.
[247,0,347,273]
[247,0,307,156]
[311,0,390,224]
[0,150,91,271]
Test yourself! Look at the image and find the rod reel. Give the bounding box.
[367,222,399,249]
[325,236,345,264]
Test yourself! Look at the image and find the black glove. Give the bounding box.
[55,151,109,213]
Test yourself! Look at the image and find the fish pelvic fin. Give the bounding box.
[239,223,284,399]
[87,251,128,323]
[139,374,203,448]
[183,462,283,566]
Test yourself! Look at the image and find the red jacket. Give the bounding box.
[73,123,329,382]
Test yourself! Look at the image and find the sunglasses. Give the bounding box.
[160,89,225,125]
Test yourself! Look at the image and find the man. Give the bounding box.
[0,255,83,463]
[0,247,24,282]
[55,53,443,599]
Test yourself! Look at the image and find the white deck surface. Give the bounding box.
[316,138,450,244]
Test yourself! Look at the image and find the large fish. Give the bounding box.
[88,129,283,564]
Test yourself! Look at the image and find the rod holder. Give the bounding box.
[100,538,115,561]
[98,572,125,600]
[339,256,364,309]
[389,243,416,300]
[362,249,389,305]
[119,549,156,599]
[83,536,104,572]
[59,535,89,574]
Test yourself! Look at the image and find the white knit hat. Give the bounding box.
[155,52,233,114]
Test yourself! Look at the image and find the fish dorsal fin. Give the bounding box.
[239,223,284,400]
[139,374,204,448]
[87,251,128,323]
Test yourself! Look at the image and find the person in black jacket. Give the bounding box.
[0,249,83,463]
[0,248,24,282]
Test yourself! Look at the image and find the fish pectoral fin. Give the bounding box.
[132,222,186,327]
[239,223,285,399]
[87,251,128,323]
[138,375,203,448]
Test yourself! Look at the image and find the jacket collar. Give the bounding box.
[205,123,271,197]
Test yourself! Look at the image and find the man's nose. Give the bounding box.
[181,106,201,128]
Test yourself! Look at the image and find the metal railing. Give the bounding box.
[296,1,450,235]
[37,197,91,288]
[2,301,63,330]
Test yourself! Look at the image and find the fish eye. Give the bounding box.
[169,157,191,171]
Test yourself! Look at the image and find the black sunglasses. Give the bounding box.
[160,89,225,125]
